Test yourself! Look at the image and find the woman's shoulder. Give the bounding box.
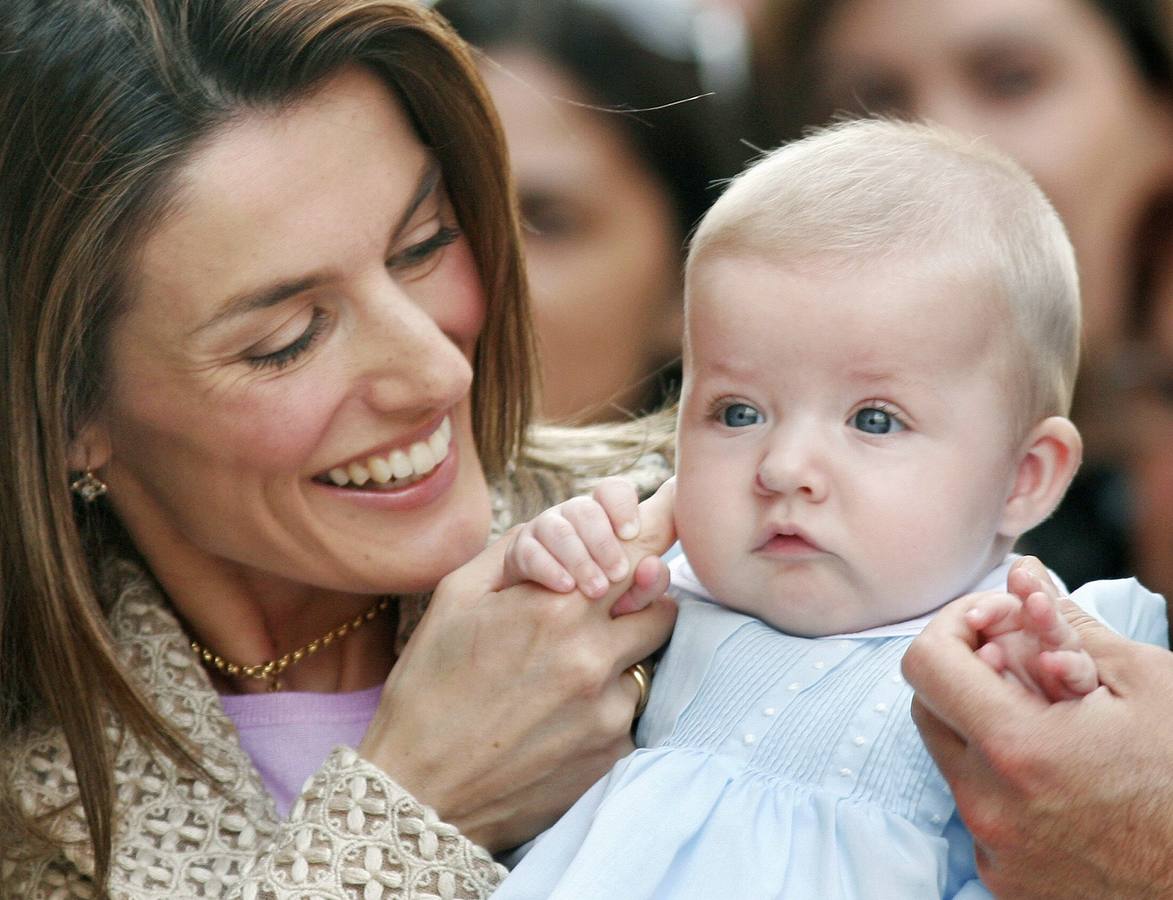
[491,410,676,535]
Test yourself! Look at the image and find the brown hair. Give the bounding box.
[0,0,533,884]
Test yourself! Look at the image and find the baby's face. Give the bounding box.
[675,253,1022,635]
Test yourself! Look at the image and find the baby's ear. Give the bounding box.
[999,416,1082,538]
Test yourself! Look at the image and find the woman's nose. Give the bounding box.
[911,84,988,141]
[754,430,829,502]
[356,282,475,416]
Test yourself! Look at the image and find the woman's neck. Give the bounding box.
[151,551,398,694]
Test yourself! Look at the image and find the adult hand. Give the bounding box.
[903,556,1173,898]
[359,479,678,852]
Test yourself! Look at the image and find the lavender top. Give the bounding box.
[221,684,382,818]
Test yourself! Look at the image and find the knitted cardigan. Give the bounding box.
[1,452,671,899]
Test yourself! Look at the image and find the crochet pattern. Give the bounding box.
[2,454,672,898]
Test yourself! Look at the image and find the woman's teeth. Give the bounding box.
[326,417,452,489]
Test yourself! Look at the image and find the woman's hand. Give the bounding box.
[359,479,678,852]
[903,556,1173,898]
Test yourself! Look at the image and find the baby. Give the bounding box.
[494,120,1168,897]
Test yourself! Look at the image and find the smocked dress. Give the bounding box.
[493,554,1168,899]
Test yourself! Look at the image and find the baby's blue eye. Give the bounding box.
[722,403,763,427]
[852,407,904,434]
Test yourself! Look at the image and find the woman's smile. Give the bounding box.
[320,414,453,488]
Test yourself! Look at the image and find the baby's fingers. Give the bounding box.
[535,501,621,597]
[610,556,670,617]
[964,592,1022,635]
[506,530,576,593]
[1023,590,1081,652]
[1038,648,1099,700]
[975,640,1008,673]
[560,496,630,583]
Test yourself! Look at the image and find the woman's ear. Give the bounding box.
[999,416,1083,539]
[67,421,112,473]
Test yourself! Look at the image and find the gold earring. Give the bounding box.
[70,470,108,502]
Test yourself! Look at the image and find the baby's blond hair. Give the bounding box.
[687,119,1081,428]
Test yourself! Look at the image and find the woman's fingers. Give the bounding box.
[593,476,641,540]
[361,478,680,852]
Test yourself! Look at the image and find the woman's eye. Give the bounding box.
[721,403,764,427]
[827,72,910,117]
[387,225,460,272]
[852,406,904,434]
[971,48,1049,102]
[980,64,1043,101]
[245,308,328,371]
[520,194,586,241]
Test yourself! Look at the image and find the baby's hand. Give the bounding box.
[964,568,1098,701]
[502,477,643,600]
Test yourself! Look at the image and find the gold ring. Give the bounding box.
[625,660,654,719]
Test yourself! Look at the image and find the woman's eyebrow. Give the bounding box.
[192,161,442,336]
[392,160,442,239]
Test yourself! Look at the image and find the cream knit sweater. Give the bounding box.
[1,451,671,898]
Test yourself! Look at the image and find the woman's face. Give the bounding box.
[1127,239,1173,599]
[482,49,683,422]
[79,67,492,598]
[813,0,1173,364]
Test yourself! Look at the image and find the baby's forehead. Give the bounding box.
[685,249,1008,330]
[684,250,1019,386]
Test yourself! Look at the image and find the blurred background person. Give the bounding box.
[437,0,739,423]
[751,0,1173,589]
[1120,193,1173,614]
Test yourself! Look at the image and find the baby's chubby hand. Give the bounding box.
[501,476,676,616]
[965,557,1099,701]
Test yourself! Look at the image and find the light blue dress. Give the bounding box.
[493,554,1168,899]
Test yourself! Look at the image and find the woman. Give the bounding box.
[0,0,676,895]
[752,0,1173,588]
[435,0,737,423]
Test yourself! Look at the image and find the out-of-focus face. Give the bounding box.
[482,49,683,422]
[813,0,1173,367]
[675,254,1022,636]
[1127,238,1173,599]
[81,67,492,600]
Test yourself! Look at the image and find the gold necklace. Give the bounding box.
[190,597,391,692]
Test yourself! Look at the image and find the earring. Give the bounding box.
[70,470,108,502]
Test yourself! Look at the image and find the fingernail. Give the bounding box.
[587,576,608,597]
[608,559,630,582]
[618,520,639,540]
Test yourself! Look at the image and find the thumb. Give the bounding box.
[630,477,676,558]
[437,524,517,597]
